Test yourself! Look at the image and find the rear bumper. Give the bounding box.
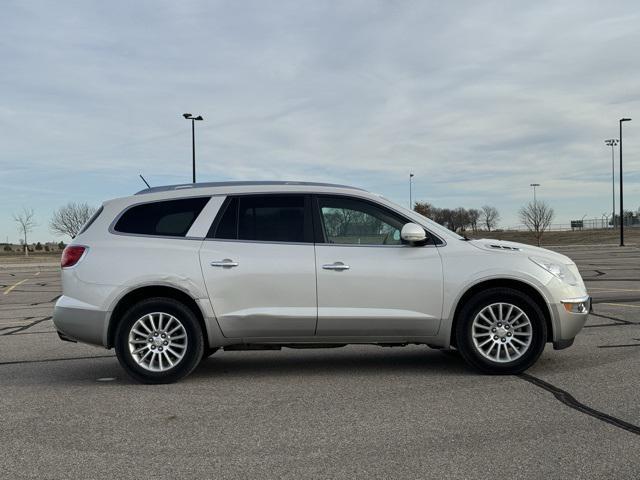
[53,296,109,347]
[550,296,590,347]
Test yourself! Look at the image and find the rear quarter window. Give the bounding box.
[114,197,209,237]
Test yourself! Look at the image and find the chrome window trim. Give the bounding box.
[314,242,439,249]
[109,232,207,241]
[202,238,438,248]
[203,238,315,246]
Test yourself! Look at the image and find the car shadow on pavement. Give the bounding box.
[190,347,471,380]
[2,349,473,386]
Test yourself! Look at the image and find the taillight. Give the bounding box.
[61,245,87,268]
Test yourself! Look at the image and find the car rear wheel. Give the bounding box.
[115,297,204,384]
[455,287,547,374]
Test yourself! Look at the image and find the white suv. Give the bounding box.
[53,181,590,383]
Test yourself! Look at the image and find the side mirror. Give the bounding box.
[401,223,426,243]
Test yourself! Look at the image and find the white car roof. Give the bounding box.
[136,181,365,196]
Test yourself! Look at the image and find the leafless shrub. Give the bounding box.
[519,201,555,246]
[50,202,97,239]
[414,202,500,234]
[13,208,37,256]
[480,205,500,232]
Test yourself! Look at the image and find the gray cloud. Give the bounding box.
[1,0,639,240]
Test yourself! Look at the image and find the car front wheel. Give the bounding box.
[455,288,547,374]
[114,297,204,384]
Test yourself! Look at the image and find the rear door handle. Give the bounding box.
[210,259,239,268]
[322,262,350,271]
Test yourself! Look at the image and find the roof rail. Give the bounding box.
[135,181,364,195]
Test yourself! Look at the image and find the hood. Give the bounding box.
[468,238,574,265]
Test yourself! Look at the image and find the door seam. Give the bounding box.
[313,241,319,336]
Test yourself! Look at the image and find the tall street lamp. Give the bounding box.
[409,173,414,209]
[619,118,631,246]
[604,139,618,228]
[183,113,204,183]
[530,183,540,205]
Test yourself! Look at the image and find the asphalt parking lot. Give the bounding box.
[1,245,639,479]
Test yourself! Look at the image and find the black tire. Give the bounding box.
[114,297,204,384]
[455,287,547,375]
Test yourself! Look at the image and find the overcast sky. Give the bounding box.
[1,0,639,242]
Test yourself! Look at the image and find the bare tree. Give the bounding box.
[439,208,455,230]
[50,202,97,239]
[13,208,37,256]
[519,201,555,246]
[467,209,480,232]
[413,202,434,218]
[431,207,448,227]
[414,203,493,234]
[452,207,470,232]
[480,205,500,231]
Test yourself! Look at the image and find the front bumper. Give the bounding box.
[53,296,109,347]
[550,295,590,349]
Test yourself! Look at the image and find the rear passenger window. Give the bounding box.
[114,197,209,237]
[214,197,238,239]
[211,195,308,243]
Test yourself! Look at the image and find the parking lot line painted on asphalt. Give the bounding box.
[2,271,44,296]
[589,287,640,293]
[3,279,27,295]
[600,302,640,309]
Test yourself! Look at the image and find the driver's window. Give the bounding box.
[318,196,405,245]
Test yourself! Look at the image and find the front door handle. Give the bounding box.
[322,262,350,271]
[210,259,239,268]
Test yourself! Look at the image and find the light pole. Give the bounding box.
[530,183,540,205]
[605,139,618,228]
[619,118,631,246]
[409,173,414,209]
[183,113,204,183]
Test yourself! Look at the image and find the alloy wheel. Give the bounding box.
[128,312,188,372]
[471,302,532,363]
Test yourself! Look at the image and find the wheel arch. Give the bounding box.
[449,278,553,348]
[106,285,208,348]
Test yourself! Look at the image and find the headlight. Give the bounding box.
[561,299,590,313]
[529,256,578,285]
